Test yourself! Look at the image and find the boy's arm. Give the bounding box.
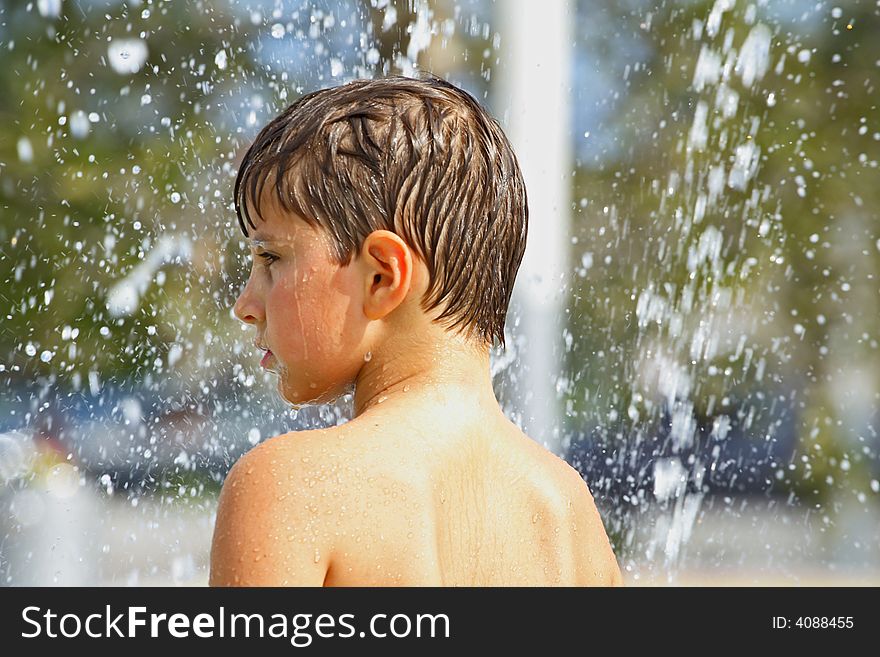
[209,438,331,586]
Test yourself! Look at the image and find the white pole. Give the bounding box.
[493,0,573,457]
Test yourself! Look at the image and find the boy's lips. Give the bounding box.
[260,349,274,368]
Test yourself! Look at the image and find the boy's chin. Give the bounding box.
[277,378,348,408]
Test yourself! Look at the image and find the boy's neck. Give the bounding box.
[351,335,501,421]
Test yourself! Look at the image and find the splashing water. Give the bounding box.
[0,0,877,586]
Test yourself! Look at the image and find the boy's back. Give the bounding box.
[211,387,623,587]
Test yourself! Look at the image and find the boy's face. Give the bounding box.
[233,197,367,406]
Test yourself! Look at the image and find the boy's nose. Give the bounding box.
[233,281,264,325]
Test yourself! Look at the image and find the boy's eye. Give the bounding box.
[257,252,279,267]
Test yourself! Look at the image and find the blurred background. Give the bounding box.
[1,0,878,586]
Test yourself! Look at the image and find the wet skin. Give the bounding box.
[210,192,623,586]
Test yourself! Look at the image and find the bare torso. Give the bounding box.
[211,396,624,587]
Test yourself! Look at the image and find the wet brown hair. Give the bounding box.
[234,72,528,348]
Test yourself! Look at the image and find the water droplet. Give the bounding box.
[37,0,62,19]
[17,136,33,163]
[107,38,148,75]
[69,111,90,139]
[363,351,372,362]
[736,23,772,87]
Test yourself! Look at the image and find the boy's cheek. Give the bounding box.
[269,305,338,367]
[312,287,364,349]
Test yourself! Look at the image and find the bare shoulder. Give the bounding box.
[566,470,624,586]
[209,428,338,586]
[514,432,625,587]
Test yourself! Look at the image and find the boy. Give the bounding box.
[209,73,623,586]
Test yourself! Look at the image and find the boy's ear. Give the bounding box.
[360,230,413,321]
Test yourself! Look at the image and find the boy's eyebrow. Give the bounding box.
[247,233,297,249]
[248,236,283,248]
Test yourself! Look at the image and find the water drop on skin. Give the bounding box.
[364,351,372,362]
